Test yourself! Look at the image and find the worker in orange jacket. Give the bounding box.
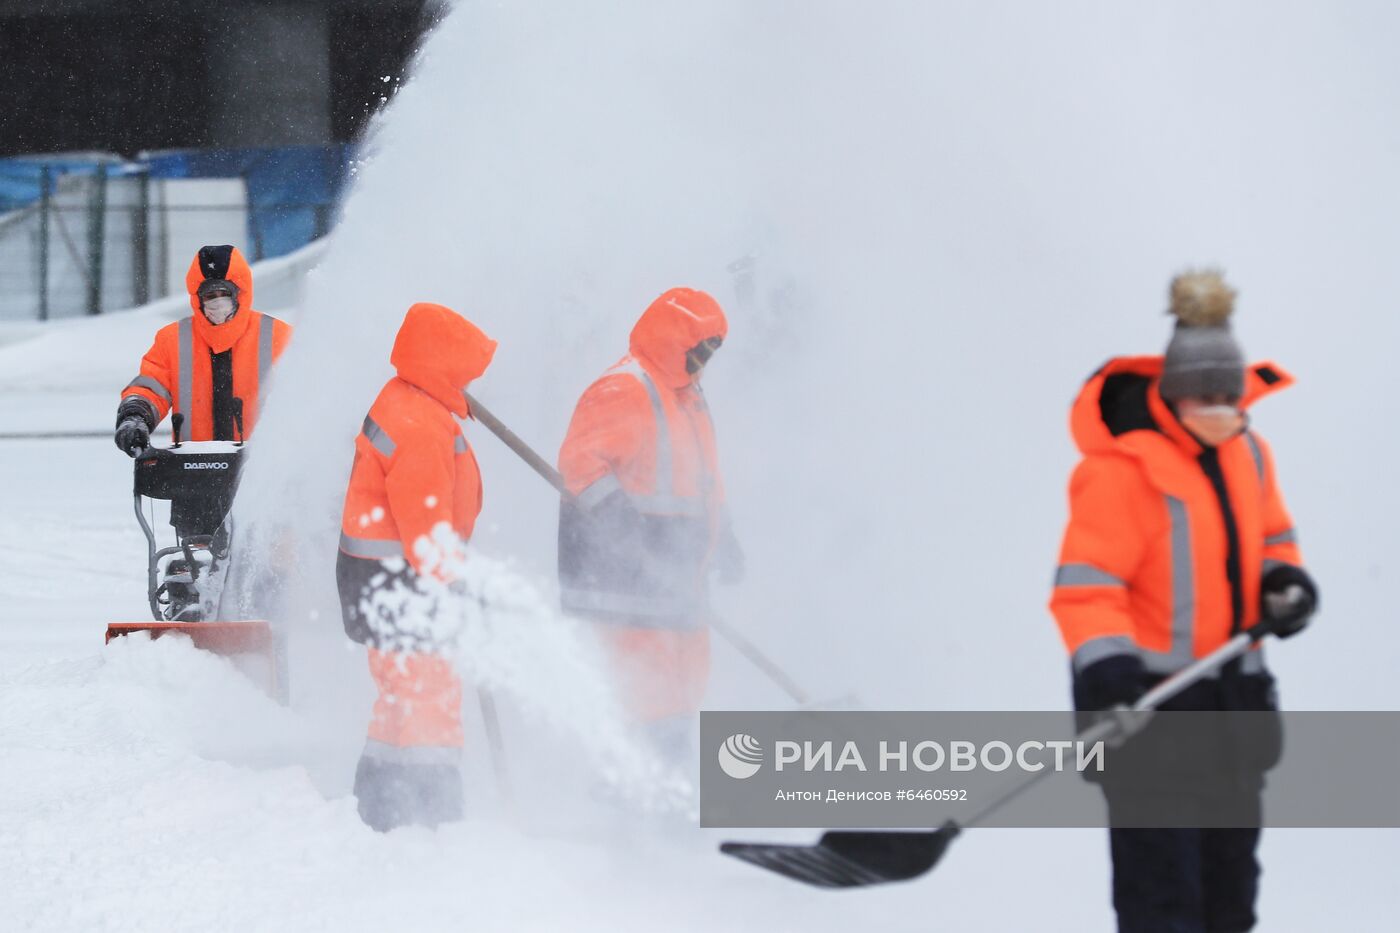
[115,244,292,540]
[1050,270,1318,933]
[557,287,741,760]
[337,302,497,832]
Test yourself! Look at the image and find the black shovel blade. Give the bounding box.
[721,823,960,889]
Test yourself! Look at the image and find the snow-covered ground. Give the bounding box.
[4,2,1400,930]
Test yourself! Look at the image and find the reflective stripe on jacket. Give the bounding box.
[338,395,481,574]
[557,288,728,626]
[338,303,496,581]
[119,246,291,439]
[1050,356,1304,676]
[119,312,290,439]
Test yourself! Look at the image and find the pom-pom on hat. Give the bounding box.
[1160,269,1245,402]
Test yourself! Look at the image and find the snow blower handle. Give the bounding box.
[171,412,184,449]
[233,398,245,446]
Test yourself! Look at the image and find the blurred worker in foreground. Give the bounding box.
[1050,270,1318,933]
[557,287,742,760]
[337,303,497,832]
[115,244,292,542]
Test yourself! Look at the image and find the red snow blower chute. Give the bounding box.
[106,410,280,693]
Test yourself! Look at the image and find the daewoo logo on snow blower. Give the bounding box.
[718,733,764,779]
[183,462,231,470]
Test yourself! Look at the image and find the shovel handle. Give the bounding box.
[710,616,812,706]
[465,391,825,709]
[1130,628,1258,713]
[964,621,1276,831]
[465,392,568,496]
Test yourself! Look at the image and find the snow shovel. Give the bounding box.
[463,391,844,711]
[476,686,514,811]
[719,620,1283,888]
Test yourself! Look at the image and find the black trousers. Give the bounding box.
[1079,667,1276,933]
[336,550,454,651]
[353,753,463,833]
[1107,819,1261,933]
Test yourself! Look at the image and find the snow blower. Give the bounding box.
[106,409,280,694]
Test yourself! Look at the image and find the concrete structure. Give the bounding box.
[0,0,443,157]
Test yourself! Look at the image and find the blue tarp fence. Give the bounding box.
[0,144,355,260]
[0,157,137,210]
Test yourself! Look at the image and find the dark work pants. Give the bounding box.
[353,754,464,833]
[1107,825,1261,933]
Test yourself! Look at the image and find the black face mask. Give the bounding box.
[685,336,723,374]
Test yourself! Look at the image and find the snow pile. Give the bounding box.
[0,635,894,933]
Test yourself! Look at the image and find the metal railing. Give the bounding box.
[0,165,335,321]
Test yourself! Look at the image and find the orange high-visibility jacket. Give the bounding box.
[339,303,497,580]
[558,287,729,621]
[119,246,292,440]
[557,288,729,723]
[1050,356,1305,678]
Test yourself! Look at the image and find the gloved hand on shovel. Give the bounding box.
[1260,564,1318,638]
[1075,652,1148,712]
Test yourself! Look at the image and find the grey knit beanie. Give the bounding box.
[1159,270,1244,402]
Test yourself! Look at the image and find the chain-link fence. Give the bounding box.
[0,151,345,321]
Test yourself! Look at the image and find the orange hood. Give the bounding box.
[390,302,497,417]
[1069,355,1294,457]
[185,245,256,353]
[628,287,728,389]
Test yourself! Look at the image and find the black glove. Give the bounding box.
[1075,652,1148,711]
[113,397,155,457]
[114,417,150,457]
[1260,563,1318,639]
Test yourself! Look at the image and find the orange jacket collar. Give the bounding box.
[1146,379,1204,457]
[390,303,497,417]
[628,288,728,389]
[1070,355,1293,458]
[192,301,255,353]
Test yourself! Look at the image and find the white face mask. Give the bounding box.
[1177,400,1246,447]
[202,296,236,325]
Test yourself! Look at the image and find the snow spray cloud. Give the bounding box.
[225,1,771,802]
[233,0,1400,755]
[352,523,693,812]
